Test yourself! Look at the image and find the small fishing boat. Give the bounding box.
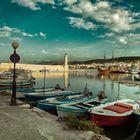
[97,67,110,75]
[89,99,139,126]
[33,87,59,93]
[37,84,93,111]
[37,94,85,111]
[0,80,34,88]
[57,96,108,118]
[24,90,81,105]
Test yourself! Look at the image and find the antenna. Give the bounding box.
[104,51,106,59]
[112,51,114,59]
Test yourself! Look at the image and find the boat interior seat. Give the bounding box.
[103,103,133,114]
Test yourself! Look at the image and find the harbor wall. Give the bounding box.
[0,63,65,72]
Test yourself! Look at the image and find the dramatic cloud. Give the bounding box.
[11,0,55,10]
[63,0,140,33]
[11,0,140,33]
[67,17,96,30]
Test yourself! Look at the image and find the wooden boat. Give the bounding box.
[24,90,81,104]
[34,87,59,93]
[37,94,85,111]
[0,80,34,88]
[89,99,139,126]
[37,84,93,111]
[57,97,108,118]
[97,67,110,75]
[0,69,35,81]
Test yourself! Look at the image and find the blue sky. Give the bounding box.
[0,0,140,63]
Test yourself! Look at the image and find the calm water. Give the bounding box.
[33,70,140,102]
[33,70,140,140]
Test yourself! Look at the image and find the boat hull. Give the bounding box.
[90,113,134,126]
[133,109,140,120]
[57,106,88,118]
[38,103,57,111]
[57,98,108,118]
[98,68,110,75]
[24,91,81,106]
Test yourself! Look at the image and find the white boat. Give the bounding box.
[57,97,108,118]
[89,99,139,126]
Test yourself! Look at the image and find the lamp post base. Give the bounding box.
[10,97,17,106]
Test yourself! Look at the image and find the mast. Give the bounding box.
[104,51,106,60]
[112,51,114,59]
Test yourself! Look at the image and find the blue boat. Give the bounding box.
[0,80,34,88]
[37,94,86,111]
[57,97,108,118]
[24,90,82,105]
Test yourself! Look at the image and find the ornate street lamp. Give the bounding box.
[10,42,20,105]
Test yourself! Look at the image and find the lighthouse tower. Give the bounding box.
[64,53,68,71]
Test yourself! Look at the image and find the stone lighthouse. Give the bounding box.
[64,53,68,71]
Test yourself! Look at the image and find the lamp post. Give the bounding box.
[43,67,46,93]
[10,42,20,105]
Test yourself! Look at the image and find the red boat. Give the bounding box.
[97,67,110,75]
[89,99,139,126]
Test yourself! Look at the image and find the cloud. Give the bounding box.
[0,26,13,37]
[110,33,140,47]
[105,32,115,37]
[11,0,55,10]
[118,36,128,44]
[11,0,139,33]
[40,32,46,39]
[22,32,34,37]
[0,25,46,39]
[9,37,23,41]
[63,0,140,33]
[63,0,77,5]
[41,50,48,54]
[67,17,96,30]
[0,42,10,47]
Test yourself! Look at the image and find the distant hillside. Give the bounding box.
[71,56,140,64]
[31,56,140,65]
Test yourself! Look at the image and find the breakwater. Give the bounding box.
[0,63,65,72]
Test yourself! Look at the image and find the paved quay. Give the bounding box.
[0,95,110,140]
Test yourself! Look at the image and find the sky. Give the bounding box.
[0,0,140,63]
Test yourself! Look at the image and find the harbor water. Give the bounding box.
[33,70,140,102]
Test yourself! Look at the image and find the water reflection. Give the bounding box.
[33,70,140,102]
[63,71,69,89]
